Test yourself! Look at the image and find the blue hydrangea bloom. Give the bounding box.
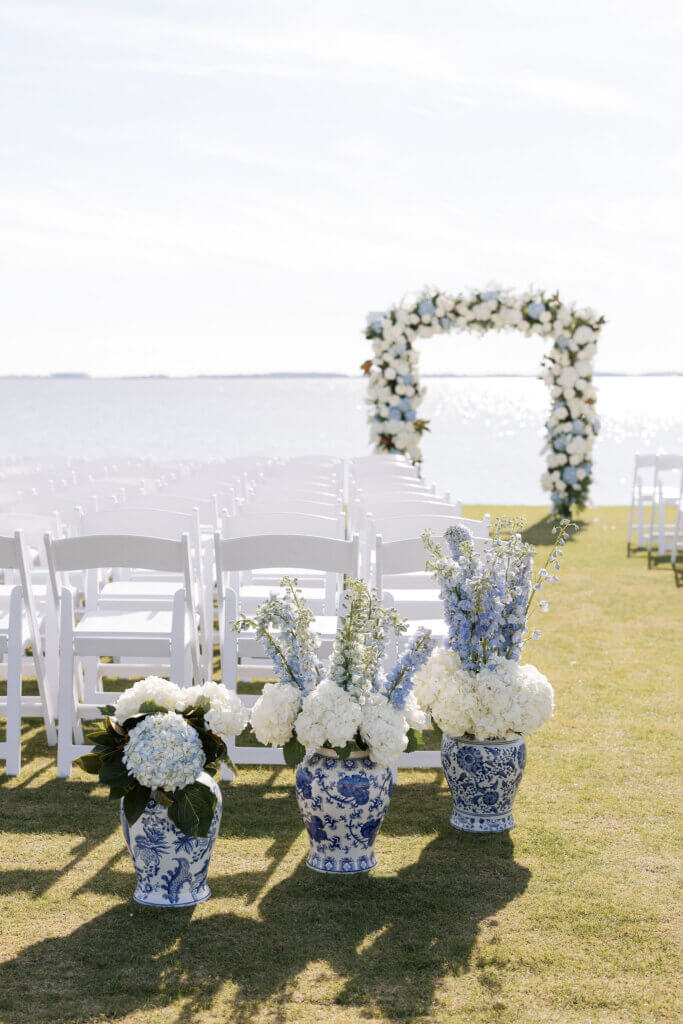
[555,335,570,350]
[417,300,436,317]
[481,289,499,301]
[387,407,403,420]
[571,420,584,435]
[526,301,545,320]
[562,466,579,485]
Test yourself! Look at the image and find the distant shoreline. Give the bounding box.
[0,371,681,381]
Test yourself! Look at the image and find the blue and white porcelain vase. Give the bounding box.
[441,734,526,833]
[120,772,222,906]
[295,749,392,874]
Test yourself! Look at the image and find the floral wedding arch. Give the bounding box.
[362,287,604,516]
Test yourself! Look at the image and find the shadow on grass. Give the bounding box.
[521,513,585,547]
[646,550,683,587]
[0,828,530,1023]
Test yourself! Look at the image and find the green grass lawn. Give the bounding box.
[0,506,680,1024]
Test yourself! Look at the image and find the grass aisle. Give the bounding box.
[0,506,680,1024]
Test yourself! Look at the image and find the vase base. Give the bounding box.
[132,885,211,908]
[306,853,377,875]
[449,811,514,833]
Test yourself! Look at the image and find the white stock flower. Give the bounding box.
[250,682,301,747]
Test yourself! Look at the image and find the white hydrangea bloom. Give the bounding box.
[295,678,361,750]
[113,676,185,723]
[250,682,301,747]
[413,649,553,741]
[182,680,250,740]
[359,692,408,767]
[123,711,205,790]
[401,690,429,731]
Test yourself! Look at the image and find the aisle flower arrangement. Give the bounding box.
[77,677,249,905]
[236,577,435,872]
[363,287,604,515]
[413,517,576,832]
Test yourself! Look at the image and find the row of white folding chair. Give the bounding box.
[44,532,200,777]
[627,454,682,553]
[215,532,360,765]
[0,531,56,775]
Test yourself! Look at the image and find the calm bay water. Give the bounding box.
[1,376,680,505]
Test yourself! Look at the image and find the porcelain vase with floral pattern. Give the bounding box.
[441,734,526,833]
[295,749,392,873]
[120,772,222,906]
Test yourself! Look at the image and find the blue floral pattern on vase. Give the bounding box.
[441,734,526,833]
[295,751,392,873]
[120,772,222,906]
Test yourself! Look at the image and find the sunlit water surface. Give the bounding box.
[1,376,680,505]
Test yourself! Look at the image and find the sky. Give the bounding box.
[1,0,682,377]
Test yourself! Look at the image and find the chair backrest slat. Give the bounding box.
[215,533,358,573]
[47,534,186,573]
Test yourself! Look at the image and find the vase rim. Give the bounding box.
[444,734,524,746]
[315,747,370,760]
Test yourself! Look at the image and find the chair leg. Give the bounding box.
[170,589,186,684]
[57,590,76,779]
[43,603,59,747]
[5,589,25,776]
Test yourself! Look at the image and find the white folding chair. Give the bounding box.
[45,533,200,777]
[363,513,490,583]
[627,454,657,551]
[0,531,56,775]
[79,507,212,679]
[215,532,359,765]
[648,455,683,556]
[670,468,683,567]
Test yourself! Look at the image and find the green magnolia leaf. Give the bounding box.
[99,704,117,715]
[283,736,306,768]
[333,741,354,760]
[137,701,170,715]
[196,726,222,764]
[430,719,443,741]
[405,728,422,754]
[123,785,151,826]
[99,753,132,789]
[168,782,216,837]
[153,788,174,807]
[74,752,104,774]
[108,785,127,800]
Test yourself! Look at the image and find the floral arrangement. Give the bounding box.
[235,577,436,767]
[413,518,577,741]
[76,677,249,836]
[362,287,604,516]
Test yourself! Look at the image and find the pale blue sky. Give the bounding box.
[1,0,681,376]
